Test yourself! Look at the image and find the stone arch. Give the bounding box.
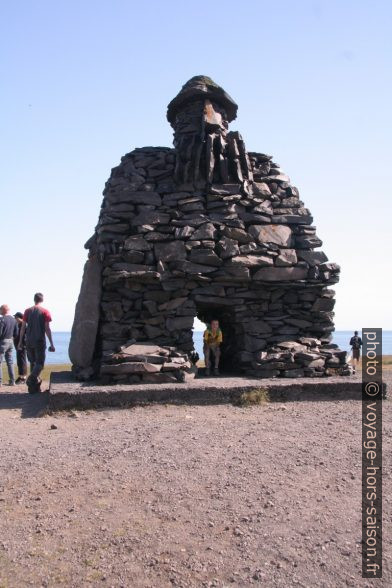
[193,297,239,374]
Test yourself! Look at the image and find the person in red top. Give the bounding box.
[18,293,55,394]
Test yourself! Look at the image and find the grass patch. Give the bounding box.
[1,363,71,383]
[234,387,270,407]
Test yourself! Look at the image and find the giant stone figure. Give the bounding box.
[69,76,349,383]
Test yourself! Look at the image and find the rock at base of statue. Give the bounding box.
[69,254,102,378]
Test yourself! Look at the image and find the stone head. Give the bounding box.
[167,75,237,136]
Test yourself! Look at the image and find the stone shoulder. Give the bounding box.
[103,146,176,196]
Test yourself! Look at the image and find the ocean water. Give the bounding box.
[30,330,392,364]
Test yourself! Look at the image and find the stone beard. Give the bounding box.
[172,99,253,187]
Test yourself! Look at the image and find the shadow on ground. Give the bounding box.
[47,370,384,412]
[0,390,49,418]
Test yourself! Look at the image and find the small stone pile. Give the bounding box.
[101,342,196,384]
[69,76,349,383]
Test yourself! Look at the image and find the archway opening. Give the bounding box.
[194,303,240,375]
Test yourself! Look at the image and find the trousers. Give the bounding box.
[26,342,46,381]
[0,339,15,384]
[204,344,221,368]
[16,346,28,376]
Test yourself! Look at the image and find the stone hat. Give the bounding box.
[167,75,238,124]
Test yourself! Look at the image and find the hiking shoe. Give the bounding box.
[28,377,42,394]
[15,377,26,384]
[213,368,220,376]
[8,381,16,386]
[205,368,211,376]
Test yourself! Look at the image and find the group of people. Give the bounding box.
[0,293,55,394]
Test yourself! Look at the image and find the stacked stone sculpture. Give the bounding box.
[69,75,349,383]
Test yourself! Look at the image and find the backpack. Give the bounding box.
[351,336,361,349]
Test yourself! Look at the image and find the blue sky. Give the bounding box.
[1,0,391,330]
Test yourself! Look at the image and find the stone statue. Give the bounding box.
[69,75,348,383]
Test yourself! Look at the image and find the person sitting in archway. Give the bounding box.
[203,319,223,376]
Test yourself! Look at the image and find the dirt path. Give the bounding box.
[0,377,391,588]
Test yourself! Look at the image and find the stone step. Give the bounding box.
[48,372,387,412]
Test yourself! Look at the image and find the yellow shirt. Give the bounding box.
[203,328,223,346]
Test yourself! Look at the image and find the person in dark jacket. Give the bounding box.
[13,312,27,384]
[0,304,18,386]
[349,330,363,373]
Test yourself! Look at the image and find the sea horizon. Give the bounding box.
[39,330,392,364]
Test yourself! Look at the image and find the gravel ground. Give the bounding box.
[0,374,391,588]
